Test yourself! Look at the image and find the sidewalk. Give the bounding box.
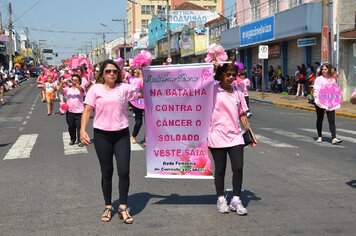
[249,91,356,119]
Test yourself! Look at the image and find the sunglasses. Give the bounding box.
[225,72,237,77]
[104,69,119,75]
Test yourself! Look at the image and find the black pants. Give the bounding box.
[132,106,144,138]
[66,111,82,142]
[94,128,131,205]
[245,96,250,112]
[209,145,244,197]
[314,105,336,138]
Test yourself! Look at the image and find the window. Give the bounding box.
[204,6,216,11]
[252,3,260,20]
[289,0,302,8]
[141,20,149,29]
[141,5,155,15]
[269,0,279,15]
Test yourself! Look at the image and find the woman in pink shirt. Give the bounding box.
[58,74,85,146]
[208,62,257,215]
[80,59,138,224]
[313,63,342,144]
[129,69,144,144]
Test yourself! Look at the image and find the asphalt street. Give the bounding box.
[0,80,355,236]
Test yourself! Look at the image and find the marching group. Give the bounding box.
[11,45,356,225]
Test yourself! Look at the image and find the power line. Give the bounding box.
[16,26,123,35]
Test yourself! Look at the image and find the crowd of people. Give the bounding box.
[3,44,353,224]
[0,66,31,104]
[249,62,339,98]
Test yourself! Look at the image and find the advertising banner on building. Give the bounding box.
[180,26,195,57]
[209,22,229,45]
[143,63,214,179]
[169,10,219,25]
[240,16,275,46]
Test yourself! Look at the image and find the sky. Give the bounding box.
[1,0,236,65]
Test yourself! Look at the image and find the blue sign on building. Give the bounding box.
[240,16,275,46]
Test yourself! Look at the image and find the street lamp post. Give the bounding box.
[166,0,171,62]
[112,18,127,60]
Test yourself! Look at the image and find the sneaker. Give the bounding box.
[78,142,84,147]
[247,112,252,118]
[217,198,230,214]
[130,136,137,144]
[229,198,248,215]
[331,138,342,145]
[317,137,322,143]
[69,141,75,145]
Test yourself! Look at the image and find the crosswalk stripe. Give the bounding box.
[131,143,144,151]
[337,128,356,135]
[3,134,38,160]
[0,117,23,122]
[261,128,344,148]
[63,132,88,155]
[255,134,297,148]
[300,128,356,143]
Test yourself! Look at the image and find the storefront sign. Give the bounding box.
[169,10,219,24]
[143,63,214,179]
[268,43,280,58]
[240,16,274,46]
[258,45,269,59]
[180,26,195,57]
[209,22,229,45]
[297,37,316,47]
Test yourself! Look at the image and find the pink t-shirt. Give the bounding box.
[208,84,249,148]
[63,87,84,113]
[80,76,90,94]
[129,77,143,89]
[84,83,138,131]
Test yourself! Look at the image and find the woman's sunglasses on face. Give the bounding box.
[104,69,119,75]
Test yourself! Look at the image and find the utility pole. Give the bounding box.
[0,12,3,34]
[112,18,127,60]
[321,0,329,63]
[8,3,13,71]
[166,0,171,63]
[102,33,106,60]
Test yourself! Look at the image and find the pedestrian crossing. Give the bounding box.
[2,132,145,160]
[3,134,38,160]
[62,132,88,155]
[2,128,355,160]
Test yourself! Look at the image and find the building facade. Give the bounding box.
[220,0,356,100]
[126,0,224,42]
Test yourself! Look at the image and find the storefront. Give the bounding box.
[222,2,322,91]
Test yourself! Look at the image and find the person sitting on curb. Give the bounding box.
[350,88,356,104]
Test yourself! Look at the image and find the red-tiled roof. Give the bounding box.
[174,2,207,10]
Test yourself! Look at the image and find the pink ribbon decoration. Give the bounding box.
[234,61,245,72]
[130,50,152,68]
[114,57,124,68]
[204,43,228,63]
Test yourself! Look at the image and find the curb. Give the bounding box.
[251,98,356,119]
